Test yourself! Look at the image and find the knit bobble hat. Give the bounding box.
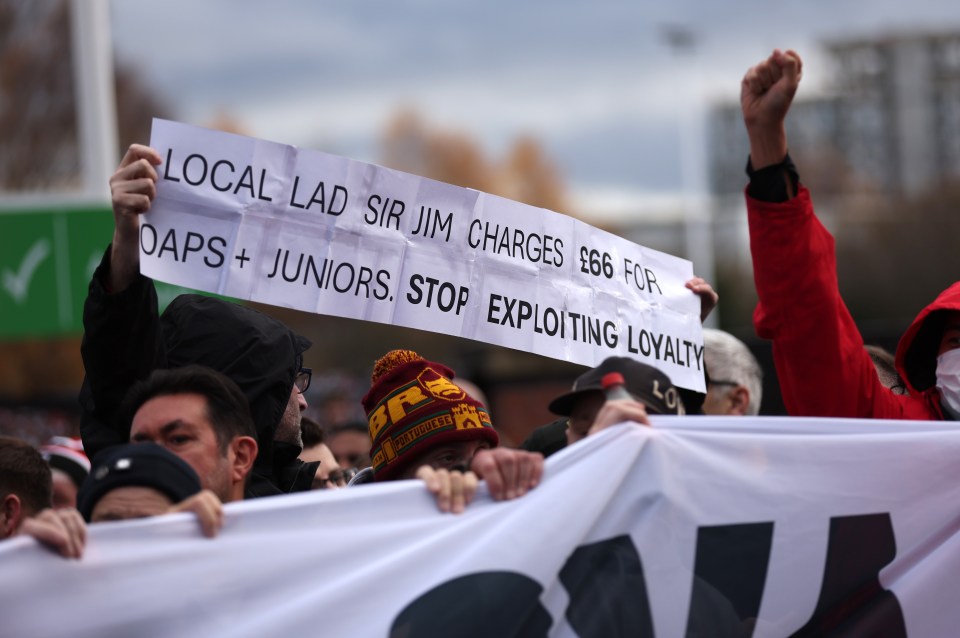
[361,350,499,481]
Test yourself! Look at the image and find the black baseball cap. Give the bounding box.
[77,443,202,522]
[548,356,686,416]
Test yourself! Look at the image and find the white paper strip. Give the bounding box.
[141,119,704,391]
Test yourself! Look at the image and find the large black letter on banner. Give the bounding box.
[789,513,906,637]
[389,572,550,638]
[559,535,655,638]
[685,522,774,638]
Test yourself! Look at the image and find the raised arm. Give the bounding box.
[741,48,802,170]
[78,145,167,458]
[741,50,906,419]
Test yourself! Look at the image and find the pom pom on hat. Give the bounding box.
[371,349,423,383]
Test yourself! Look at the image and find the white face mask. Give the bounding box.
[935,348,960,418]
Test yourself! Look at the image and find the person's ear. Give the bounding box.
[230,436,258,483]
[729,385,751,416]
[0,494,24,539]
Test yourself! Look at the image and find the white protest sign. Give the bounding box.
[141,119,705,391]
[4,417,960,636]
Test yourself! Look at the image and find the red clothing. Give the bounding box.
[747,185,960,419]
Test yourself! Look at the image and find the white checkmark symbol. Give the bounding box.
[2,239,51,305]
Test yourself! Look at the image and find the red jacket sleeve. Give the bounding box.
[747,186,912,418]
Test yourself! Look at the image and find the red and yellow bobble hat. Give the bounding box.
[361,349,498,481]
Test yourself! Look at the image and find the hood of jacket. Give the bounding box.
[895,282,960,397]
[159,295,311,481]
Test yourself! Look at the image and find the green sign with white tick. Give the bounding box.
[0,207,202,340]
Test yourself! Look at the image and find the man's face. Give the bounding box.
[397,439,493,480]
[275,386,307,448]
[938,311,960,356]
[328,430,372,470]
[702,381,743,416]
[300,443,346,489]
[90,486,174,522]
[564,392,606,446]
[130,393,233,501]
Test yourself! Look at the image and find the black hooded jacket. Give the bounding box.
[79,248,318,497]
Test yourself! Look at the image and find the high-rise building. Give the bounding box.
[709,31,960,197]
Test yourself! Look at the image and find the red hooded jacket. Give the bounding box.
[747,185,958,419]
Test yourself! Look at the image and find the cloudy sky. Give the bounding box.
[111,0,960,201]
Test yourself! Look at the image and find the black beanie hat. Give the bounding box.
[77,443,202,522]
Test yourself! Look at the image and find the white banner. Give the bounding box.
[140,119,704,391]
[4,417,960,637]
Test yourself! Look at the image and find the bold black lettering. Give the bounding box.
[333,262,356,293]
[281,250,303,283]
[356,266,373,297]
[308,181,326,211]
[603,321,618,348]
[685,522,774,637]
[210,159,235,192]
[289,175,306,209]
[205,236,226,268]
[183,232,204,261]
[644,267,662,295]
[182,153,208,186]
[517,300,533,327]
[157,229,180,261]
[329,185,348,215]
[407,274,424,304]
[525,232,542,262]
[559,535,654,638]
[162,148,181,182]
[235,165,255,198]
[468,219,482,249]
[789,513,906,637]
[512,227,525,260]
[266,248,281,279]
[365,195,382,224]
[374,269,391,300]
[487,294,502,324]
[140,223,158,254]
[390,572,550,638]
[256,168,272,201]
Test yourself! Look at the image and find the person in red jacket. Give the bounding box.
[742,48,960,420]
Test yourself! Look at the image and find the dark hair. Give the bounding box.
[0,436,52,515]
[120,365,257,453]
[300,416,325,448]
[904,311,948,392]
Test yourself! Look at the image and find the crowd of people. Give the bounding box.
[2,48,956,592]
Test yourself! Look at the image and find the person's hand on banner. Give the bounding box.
[470,448,543,502]
[168,489,224,538]
[416,466,478,514]
[108,144,164,292]
[741,48,803,169]
[586,400,652,439]
[685,277,719,323]
[19,508,87,559]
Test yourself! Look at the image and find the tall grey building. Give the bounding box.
[709,31,960,197]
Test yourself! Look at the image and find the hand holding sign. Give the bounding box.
[109,144,163,292]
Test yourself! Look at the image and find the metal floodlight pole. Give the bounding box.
[70,0,118,202]
[661,24,717,327]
